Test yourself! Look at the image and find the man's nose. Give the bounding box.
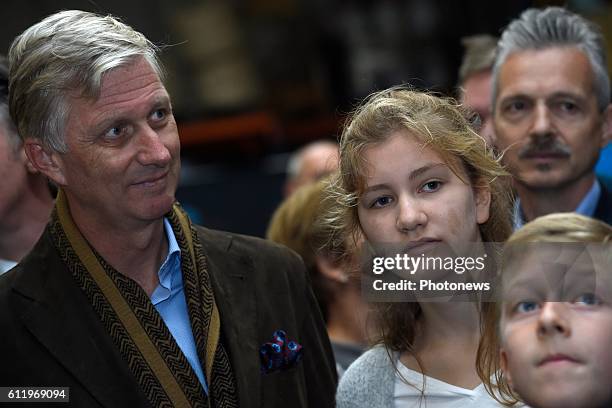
[137,126,172,167]
[530,102,554,138]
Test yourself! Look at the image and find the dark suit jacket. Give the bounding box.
[0,225,337,407]
[595,176,612,225]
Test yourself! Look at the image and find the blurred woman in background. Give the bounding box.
[267,178,370,376]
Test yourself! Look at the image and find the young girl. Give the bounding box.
[329,88,513,407]
[479,213,612,408]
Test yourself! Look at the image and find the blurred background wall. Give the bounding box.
[2,0,610,236]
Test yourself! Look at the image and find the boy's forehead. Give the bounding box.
[502,243,612,301]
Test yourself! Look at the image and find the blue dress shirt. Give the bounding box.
[596,143,612,178]
[151,218,208,394]
[513,179,601,230]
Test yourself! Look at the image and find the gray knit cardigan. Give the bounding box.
[336,345,396,408]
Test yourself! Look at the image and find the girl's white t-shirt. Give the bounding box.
[393,360,507,408]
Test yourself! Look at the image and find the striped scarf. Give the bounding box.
[49,190,238,408]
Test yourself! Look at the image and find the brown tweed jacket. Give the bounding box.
[0,225,337,407]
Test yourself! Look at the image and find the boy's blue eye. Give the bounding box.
[515,301,539,314]
[574,293,600,306]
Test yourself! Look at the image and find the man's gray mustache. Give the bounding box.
[517,141,572,159]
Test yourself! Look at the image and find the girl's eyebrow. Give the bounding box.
[363,163,448,194]
[408,163,448,181]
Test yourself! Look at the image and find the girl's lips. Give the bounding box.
[538,353,580,366]
[403,239,441,254]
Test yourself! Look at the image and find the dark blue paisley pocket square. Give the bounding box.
[259,330,303,374]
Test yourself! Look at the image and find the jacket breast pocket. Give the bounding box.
[260,365,308,407]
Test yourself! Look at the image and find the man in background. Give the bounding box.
[458,34,497,146]
[0,55,54,274]
[492,7,612,227]
[284,140,339,196]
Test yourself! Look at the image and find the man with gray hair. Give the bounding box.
[0,10,336,407]
[0,55,54,274]
[493,7,612,227]
[458,34,498,146]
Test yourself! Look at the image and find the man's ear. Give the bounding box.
[601,104,612,149]
[500,348,514,391]
[473,181,491,225]
[24,139,67,186]
[19,147,39,174]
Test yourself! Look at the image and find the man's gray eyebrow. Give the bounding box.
[91,93,172,133]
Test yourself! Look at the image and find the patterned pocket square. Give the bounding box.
[259,330,303,374]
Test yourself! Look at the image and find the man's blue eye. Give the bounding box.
[554,101,581,117]
[515,301,539,314]
[105,126,123,139]
[510,101,525,111]
[561,102,576,111]
[152,109,166,120]
[502,100,530,116]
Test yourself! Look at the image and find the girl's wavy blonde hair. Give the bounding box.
[321,86,513,358]
[478,213,612,405]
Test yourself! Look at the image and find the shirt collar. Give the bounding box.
[575,178,601,216]
[158,217,181,290]
[513,179,601,230]
[0,259,18,275]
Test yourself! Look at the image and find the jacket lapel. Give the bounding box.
[197,228,260,408]
[12,234,149,408]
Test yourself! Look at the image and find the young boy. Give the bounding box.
[486,213,612,408]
